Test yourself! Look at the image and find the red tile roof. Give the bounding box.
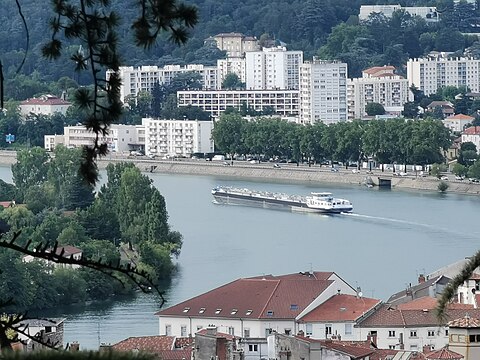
[462,126,480,135]
[397,297,473,311]
[316,339,374,359]
[426,346,463,359]
[157,349,192,360]
[448,315,480,328]
[49,246,82,257]
[157,272,339,320]
[469,273,480,280]
[113,335,176,352]
[20,95,70,106]
[446,114,474,121]
[196,328,236,340]
[358,305,480,327]
[299,294,380,322]
[363,66,396,75]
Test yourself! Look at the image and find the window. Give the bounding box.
[248,345,258,352]
[389,345,396,350]
[228,326,234,335]
[182,307,190,313]
[231,309,238,315]
[325,325,332,337]
[265,328,273,337]
[410,330,417,338]
[306,324,313,336]
[196,325,203,331]
[215,309,222,314]
[266,310,274,316]
[345,324,352,335]
[45,326,52,333]
[181,325,187,337]
[246,309,253,316]
[388,330,396,337]
[285,328,291,335]
[244,328,250,338]
[165,324,172,336]
[199,308,205,314]
[290,304,298,310]
[428,330,435,337]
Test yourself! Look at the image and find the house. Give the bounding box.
[356,304,480,351]
[23,245,83,270]
[19,94,71,117]
[443,114,475,133]
[112,335,193,360]
[426,101,454,118]
[194,327,243,360]
[156,271,357,339]
[17,318,65,351]
[296,293,381,341]
[456,272,480,307]
[461,126,480,153]
[387,275,451,306]
[448,315,480,360]
[425,346,464,359]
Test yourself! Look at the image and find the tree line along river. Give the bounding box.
[1,166,480,349]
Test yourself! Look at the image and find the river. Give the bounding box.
[2,167,480,349]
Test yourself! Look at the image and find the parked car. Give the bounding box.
[273,163,281,168]
[351,169,359,174]
[440,176,449,181]
[330,167,339,172]
[455,175,464,181]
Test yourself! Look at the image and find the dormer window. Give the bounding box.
[266,310,274,316]
[199,308,205,314]
[182,307,190,313]
[215,309,222,314]
[246,310,253,316]
[290,304,298,310]
[231,309,238,315]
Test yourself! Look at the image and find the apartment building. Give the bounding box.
[211,32,260,58]
[347,66,412,120]
[109,65,218,102]
[407,57,480,96]
[177,90,300,120]
[44,124,141,153]
[245,46,303,90]
[142,117,214,157]
[299,59,348,125]
[359,5,439,22]
[217,57,246,89]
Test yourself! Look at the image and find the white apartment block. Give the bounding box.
[142,118,214,157]
[347,66,412,120]
[245,47,303,90]
[212,32,260,58]
[217,57,246,89]
[177,90,300,120]
[359,5,439,22]
[407,57,480,96]
[109,64,218,102]
[44,124,141,153]
[299,59,348,125]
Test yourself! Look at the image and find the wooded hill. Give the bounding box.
[0,0,479,87]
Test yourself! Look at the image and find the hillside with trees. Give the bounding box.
[3,0,480,95]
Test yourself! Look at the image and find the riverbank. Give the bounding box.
[2,150,479,195]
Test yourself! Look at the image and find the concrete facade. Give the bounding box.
[217,57,247,89]
[245,47,303,90]
[299,59,348,125]
[212,33,260,58]
[143,117,214,157]
[407,57,480,96]
[110,64,219,102]
[19,95,71,117]
[177,89,300,119]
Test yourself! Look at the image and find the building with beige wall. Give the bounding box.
[212,32,260,58]
[347,66,412,120]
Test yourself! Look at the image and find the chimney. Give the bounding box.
[367,333,377,347]
[206,324,217,336]
[418,274,426,284]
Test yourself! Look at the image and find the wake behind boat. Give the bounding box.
[211,186,353,214]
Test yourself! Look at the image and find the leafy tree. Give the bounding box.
[12,148,50,201]
[365,102,385,116]
[402,102,419,119]
[438,181,449,192]
[452,163,468,177]
[468,160,480,179]
[458,141,478,165]
[222,73,246,90]
[211,114,248,158]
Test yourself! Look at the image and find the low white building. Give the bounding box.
[177,89,300,120]
[359,5,439,22]
[461,126,480,153]
[143,117,214,157]
[155,271,357,339]
[19,95,71,117]
[44,124,142,153]
[443,114,474,133]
